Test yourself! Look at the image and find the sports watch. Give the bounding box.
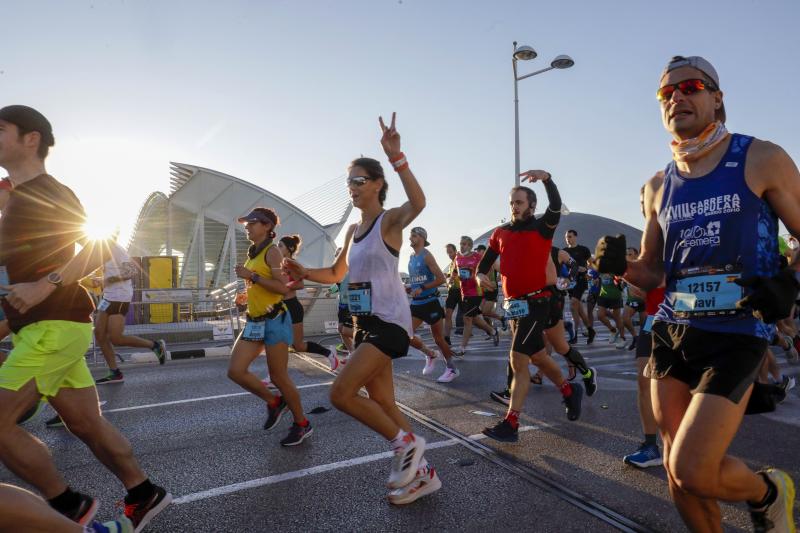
[46,272,64,287]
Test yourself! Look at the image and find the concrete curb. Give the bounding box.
[128,346,232,363]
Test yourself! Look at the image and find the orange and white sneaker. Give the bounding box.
[327,349,340,371]
[388,465,442,505]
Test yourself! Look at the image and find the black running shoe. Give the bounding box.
[60,492,98,526]
[568,335,578,345]
[587,328,596,345]
[583,367,598,397]
[482,419,518,443]
[280,422,314,446]
[263,397,288,431]
[123,484,172,532]
[489,389,511,406]
[500,316,508,331]
[627,338,637,351]
[492,328,500,347]
[563,383,584,421]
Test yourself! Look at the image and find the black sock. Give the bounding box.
[125,479,156,504]
[151,340,158,350]
[444,336,451,345]
[562,348,589,375]
[49,487,81,514]
[749,473,777,509]
[644,433,657,447]
[506,362,514,390]
[305,341,330,356]
[112,368,122,375]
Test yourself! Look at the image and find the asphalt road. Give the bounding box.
[3,326,798,532]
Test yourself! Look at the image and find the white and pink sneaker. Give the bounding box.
[436,367,460,383]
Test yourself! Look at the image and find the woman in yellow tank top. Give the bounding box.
[228,207,312,447]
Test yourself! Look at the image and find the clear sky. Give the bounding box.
[3,0,799,270]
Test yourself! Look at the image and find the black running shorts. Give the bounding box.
[626,300,644,311]
[510,297,550,356]
[483,290,499,303]
[99,300,130,316]
[337,305,353,329]
[284,297,304,325]
[546,289,565,329]
[410,299,445,325]
[635,330,652,359]
[568,278,588,300]
[353,315,410,360]
[462,296,483,318]
[648,321,766,403]
[586,292,598,307]
[445,287,462,310]
[597,296,623,310]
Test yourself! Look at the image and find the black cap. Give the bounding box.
[0,105,55,148]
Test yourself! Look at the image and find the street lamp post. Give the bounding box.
[513,41,574,186]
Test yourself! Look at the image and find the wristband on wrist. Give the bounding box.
[389,152,408,172]
[250,272,260,284]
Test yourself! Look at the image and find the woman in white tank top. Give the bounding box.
[283,114,441,505]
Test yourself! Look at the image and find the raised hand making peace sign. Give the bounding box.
[379,112,401,158]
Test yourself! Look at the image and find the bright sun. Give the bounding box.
[82,217,119,242]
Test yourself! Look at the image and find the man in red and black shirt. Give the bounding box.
[476,169,583,442]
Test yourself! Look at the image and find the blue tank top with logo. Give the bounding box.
[408,249,438,305]
[655,134,779,339]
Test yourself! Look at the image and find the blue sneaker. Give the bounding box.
[90,516,134,533]
[623,443,662,468]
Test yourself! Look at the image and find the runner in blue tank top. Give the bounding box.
[594,56,800,531]
[407,227,459,382]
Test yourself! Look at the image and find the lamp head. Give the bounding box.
[513,45,537,61]
[551,54,574,69]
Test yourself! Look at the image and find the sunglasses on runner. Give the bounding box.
[347,176,374,187]
[656,79,718,102]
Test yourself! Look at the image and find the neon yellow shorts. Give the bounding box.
[0,321,94,398]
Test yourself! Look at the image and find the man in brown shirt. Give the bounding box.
[0,105,170,530]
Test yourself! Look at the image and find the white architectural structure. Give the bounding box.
[128,163,352,288]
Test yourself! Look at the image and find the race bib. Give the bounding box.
[347,282,372,316]
[97,299,110,312]
[458,268,472,280]
[242,319,266,341]
[672,268,742,318]
[503,298,529,319]
[0,266,8,296]
[643,315,655,333]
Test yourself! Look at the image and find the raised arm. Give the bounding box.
[520,170,561,236]
[380,113,426,231]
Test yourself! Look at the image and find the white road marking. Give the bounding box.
[174,425,543,504]
[102,381,333,414]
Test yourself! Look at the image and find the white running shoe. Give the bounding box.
[436,367,459,383]
[388,434,426,489]
[422,355,436,376]
[388,465,442,505]
[615,338,626,349]
[608,331,619,345]
[749,468,795,533]
[328,349,340,371]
